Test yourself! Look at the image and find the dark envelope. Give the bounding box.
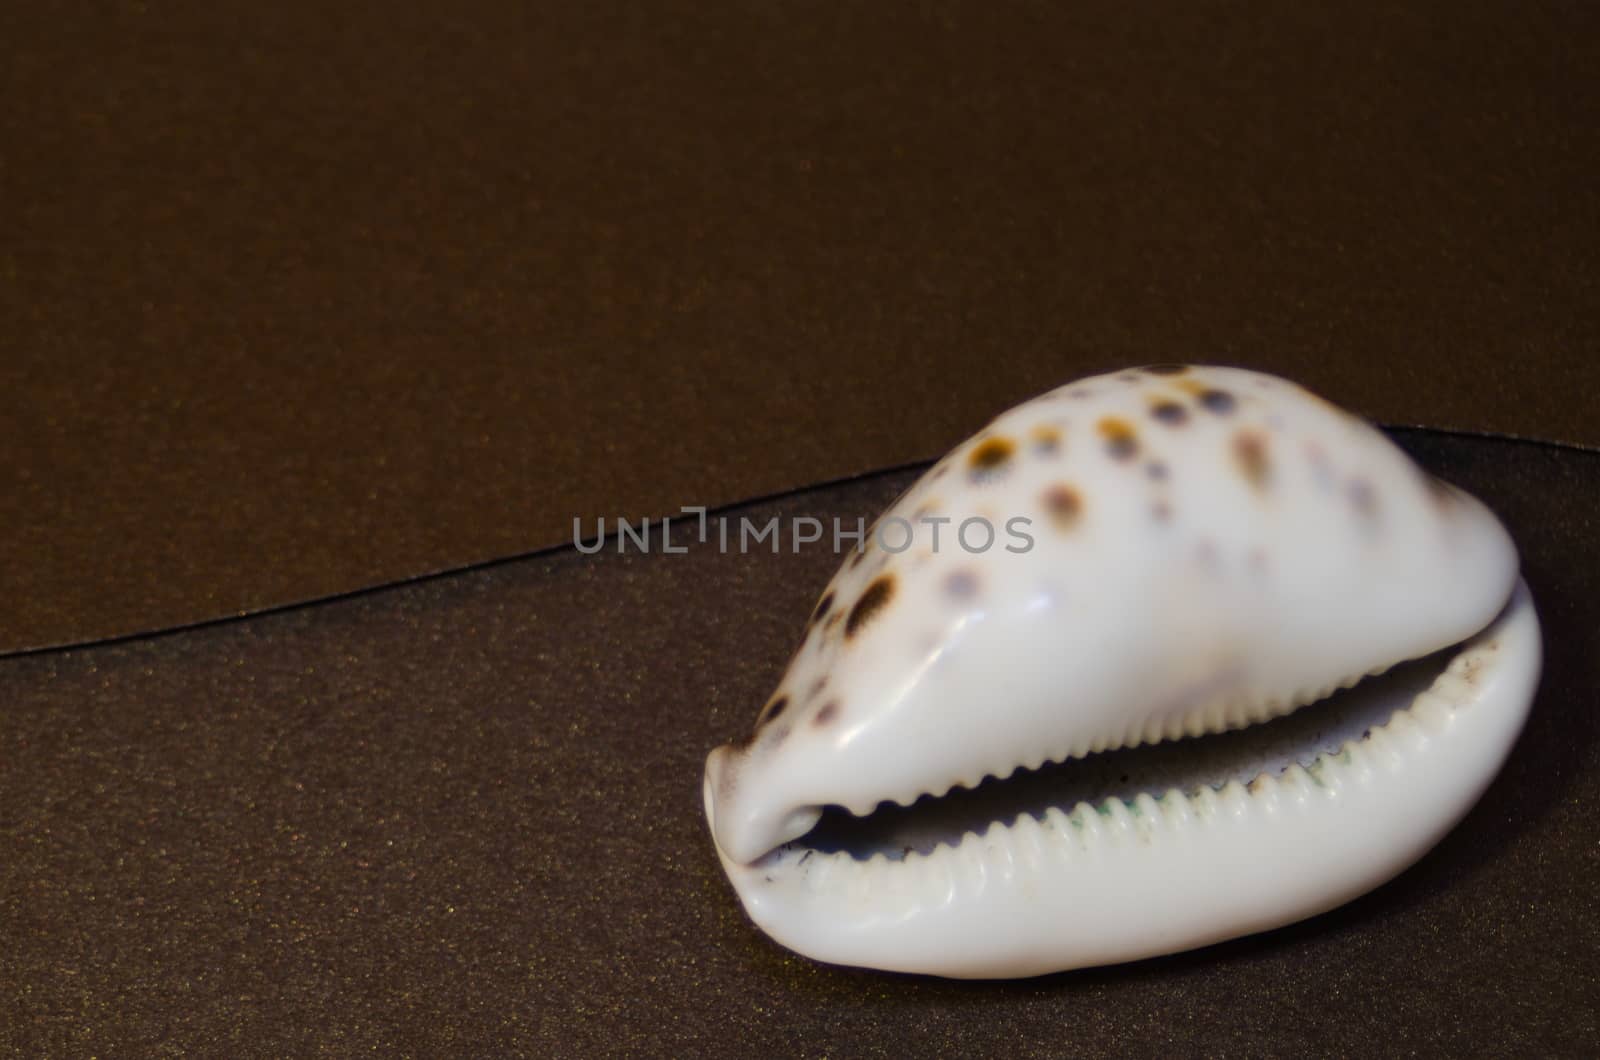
[4,3,1595,1053]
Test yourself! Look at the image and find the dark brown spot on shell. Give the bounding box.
[814,700,840,726]
[1234,432,1271,491]
[1098,418,1139,461]
[1042,484,1083,529]
[759,694,789,725]
[1303,441,1336,491]
[845,575,896,638]
[1030,426,1062,455]
[809,591,835,626]
[1348,479,1378,518]
[968,437,1016,482]
[1146,461,1169,481]
[1199,389,1237,415]
[945,570,980,599]
[1151,401,1188,426]
[1142,364,1190,375]
[810,676,828,698]
[824,612,844,633]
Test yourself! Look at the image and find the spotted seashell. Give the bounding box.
[703,365,1539,978]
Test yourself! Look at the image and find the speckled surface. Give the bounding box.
[4,2,1598,652]
[3,430,1595,1054]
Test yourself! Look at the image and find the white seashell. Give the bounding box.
[703,365,1540,978]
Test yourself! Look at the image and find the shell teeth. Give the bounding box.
[1280,763,1317,797]
[1068,801,1103,843]
[838,655,1451,841]
[1216,778,1252,816]
[805,847,857,894]
[1187,783,1220,820]
[1434,664,1478,704]
[1204,697,1230,734]
[1362,717,1400,758]
[1006,811,1048,870]
[1245,770,1280,802]
[1410,689,1452,730]
[1337,737,1372,779]
[1161,787,1196,828]
[1104,797,1152,845]
[1385,704,1422,741]
[824,653,1477,885]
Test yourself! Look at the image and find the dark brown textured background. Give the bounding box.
[3,2,1597,1053]
[4,432,1597,1054]
[3,2,1596,653]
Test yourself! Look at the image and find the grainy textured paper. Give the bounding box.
[3,3,1597,651]
[2,432,1595,1054]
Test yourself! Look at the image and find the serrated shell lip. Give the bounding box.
[705,581,1540,978]
[716,620,1485,868]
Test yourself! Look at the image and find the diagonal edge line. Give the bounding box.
[3,423,1595,661]
[1382,422,1600,454]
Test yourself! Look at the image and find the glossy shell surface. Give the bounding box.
[703,365,1539,978]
